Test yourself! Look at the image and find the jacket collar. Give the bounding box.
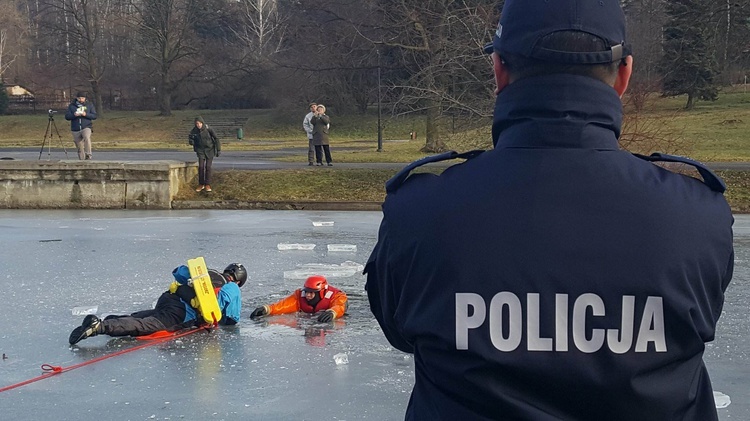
[492,74,623,151]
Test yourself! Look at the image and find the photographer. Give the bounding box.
[64,91,97,160]
[188,116,220,192]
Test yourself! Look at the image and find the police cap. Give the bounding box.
[484,0,630,64]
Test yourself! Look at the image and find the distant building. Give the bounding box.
[5,85,36,110]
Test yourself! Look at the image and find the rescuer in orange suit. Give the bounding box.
[250,275,347,322]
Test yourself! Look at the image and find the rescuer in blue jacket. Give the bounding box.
[69,263,246,345]
[364,1,735,420]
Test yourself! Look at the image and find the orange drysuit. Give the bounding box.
[265,286,348,319]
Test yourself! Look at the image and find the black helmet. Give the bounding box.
[223,263,248,288]
[207,269,227,289]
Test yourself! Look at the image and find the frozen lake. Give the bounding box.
[0,210,748,420]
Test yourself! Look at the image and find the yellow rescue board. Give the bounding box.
[187,257,222,325]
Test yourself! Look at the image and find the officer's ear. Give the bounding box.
[493,53,510,95]
[614,56,633,98]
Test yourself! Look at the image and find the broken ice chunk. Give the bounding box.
[72,305,98,316]
[327,244,357,252]
[334,353,349,365]
[714,391,731,409]
[312,221,334,227]
[277,243,316,251]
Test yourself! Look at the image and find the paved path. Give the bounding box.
[2,148,749,171]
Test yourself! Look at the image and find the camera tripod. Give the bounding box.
[38,110,69,160]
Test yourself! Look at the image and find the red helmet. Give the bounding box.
[302,275,328,293]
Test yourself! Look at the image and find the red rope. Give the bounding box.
[0,325,211,393]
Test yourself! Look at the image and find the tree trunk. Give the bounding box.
[159,72,172,116]
[685,92,694,110]
[90,79,102,117]
[421,97,445,153]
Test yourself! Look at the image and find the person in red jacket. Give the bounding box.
[250,275,347,322]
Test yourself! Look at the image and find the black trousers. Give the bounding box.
[197,156,213,185]
[314,145,332,164]
[102,292,190,336]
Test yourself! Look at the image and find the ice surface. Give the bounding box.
[0,210,748,421]
[277,243,316,251]
[328,244,357,252]
[0,210,413,421]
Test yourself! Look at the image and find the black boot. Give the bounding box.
[69,315,103,345]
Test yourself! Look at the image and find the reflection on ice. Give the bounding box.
[283,261,365,279]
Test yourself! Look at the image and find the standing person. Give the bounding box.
[310,105,332,166]
[69,263,247,345]
[364,1,734,420]
[302,103,317,166]
[249,275,347,322]
[64,91,97,160]
[188,116,221,192]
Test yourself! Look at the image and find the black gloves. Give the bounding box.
[250,306,268,319]
[174,284,196,303]
[317,309,335,323]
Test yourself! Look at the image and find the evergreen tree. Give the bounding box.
[0,82,9,115]
[660,0,719,109]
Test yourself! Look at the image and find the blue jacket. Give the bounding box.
[218,282,241,325]
[365,74,734,421]
[64,99,97,131]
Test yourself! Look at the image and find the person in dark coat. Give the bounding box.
[188,116,221,192]
[64,91,97,160]
[364,0,734,420]
[310,105,332,166]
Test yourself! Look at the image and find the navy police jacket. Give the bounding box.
[365,74,734,421]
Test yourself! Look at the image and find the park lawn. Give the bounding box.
[172,167,750,215]
[2,92,747,212]
[1,90,748,161]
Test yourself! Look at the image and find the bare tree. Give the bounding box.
[358,0,496,152]
[129,0,201,116]
[0,0,28,82]
[33,0,109,114]
[232,0,288,62]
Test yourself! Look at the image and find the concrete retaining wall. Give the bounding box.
[0,160,197,209]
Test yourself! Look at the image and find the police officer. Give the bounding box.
[364,1,734,420]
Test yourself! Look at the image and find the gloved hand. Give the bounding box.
[317,309,335,323]
[175,284,196,304]
[169,281,180,294]
[250,306,268,319]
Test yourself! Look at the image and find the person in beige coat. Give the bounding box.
[310,105,332,166]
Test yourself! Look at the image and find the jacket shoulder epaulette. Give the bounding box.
[633,152,726,193]
[385,150,484,193]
